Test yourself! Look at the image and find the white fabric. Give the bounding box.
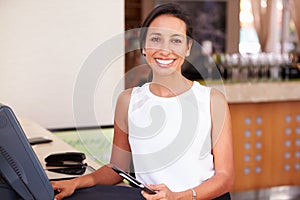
[128,81,215,192]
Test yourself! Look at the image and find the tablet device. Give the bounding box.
[111,166,156,194]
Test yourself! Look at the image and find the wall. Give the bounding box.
[0,0,125,129]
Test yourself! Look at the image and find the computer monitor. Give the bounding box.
[0,103,54,199]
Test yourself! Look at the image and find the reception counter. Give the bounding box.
[212,81,300,103]
[212,81,300,192]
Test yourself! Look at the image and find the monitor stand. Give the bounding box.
[0,173,20,200]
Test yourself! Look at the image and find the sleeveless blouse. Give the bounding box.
[128,81,215,192]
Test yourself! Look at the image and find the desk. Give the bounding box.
[16,119,144,199]
[19,118,101,180]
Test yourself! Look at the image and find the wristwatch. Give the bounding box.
[191,188,196,200]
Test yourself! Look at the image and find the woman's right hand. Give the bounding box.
[51,179,77,200]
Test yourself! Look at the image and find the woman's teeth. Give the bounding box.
[155,59,174,65]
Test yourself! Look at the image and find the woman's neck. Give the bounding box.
[150,75,193,97]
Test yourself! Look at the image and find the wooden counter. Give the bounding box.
[212,81,300,192]
[212,81,300,103]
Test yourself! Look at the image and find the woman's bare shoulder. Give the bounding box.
[115,88,134,112]
[210,88,227,103]
[118,88,133,102]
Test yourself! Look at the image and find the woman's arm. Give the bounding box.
[193,88,234,199]
[174,88,235,200]
[52,89,133,200]
[110,88,133,171]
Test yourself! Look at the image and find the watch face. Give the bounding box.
[191,188,196,200]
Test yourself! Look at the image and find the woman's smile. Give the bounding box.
[155,58,176,67]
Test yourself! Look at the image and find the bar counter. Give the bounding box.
[212,81,300,103]
[211,81,300,192]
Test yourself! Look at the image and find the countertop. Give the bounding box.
[210,81,300,103]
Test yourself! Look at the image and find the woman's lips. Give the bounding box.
[155,58,175,67]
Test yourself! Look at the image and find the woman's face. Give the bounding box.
[144,15,192,77]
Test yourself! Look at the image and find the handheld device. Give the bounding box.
[111,165,156,194]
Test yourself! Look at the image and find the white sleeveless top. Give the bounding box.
[128,81,215,192]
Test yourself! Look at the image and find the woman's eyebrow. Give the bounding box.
[171,33,184,38]
[148,32,162,37]
[148,32,184,38]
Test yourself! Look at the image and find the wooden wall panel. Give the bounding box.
[229,101,300,192]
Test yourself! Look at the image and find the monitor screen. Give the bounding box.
[0,104,54,199]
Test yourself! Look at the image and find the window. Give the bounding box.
[239,0,297,54]
[239,0,260,54]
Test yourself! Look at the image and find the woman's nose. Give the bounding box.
[160,48,172,56]
[159,42,173,55]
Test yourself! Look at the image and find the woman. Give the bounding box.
[52,3,234,200]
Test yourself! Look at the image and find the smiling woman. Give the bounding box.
[51,3,234,200]
[143,15,192,81]
[141,15,193,97]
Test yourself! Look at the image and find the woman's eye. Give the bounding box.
[171,38,182,44]
[150,37,161,42]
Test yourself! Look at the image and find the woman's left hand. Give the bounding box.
[141,184,177,200]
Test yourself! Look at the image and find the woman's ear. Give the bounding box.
[142,48,146,56]
[186,51,190,57]
[186,40,193,57]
